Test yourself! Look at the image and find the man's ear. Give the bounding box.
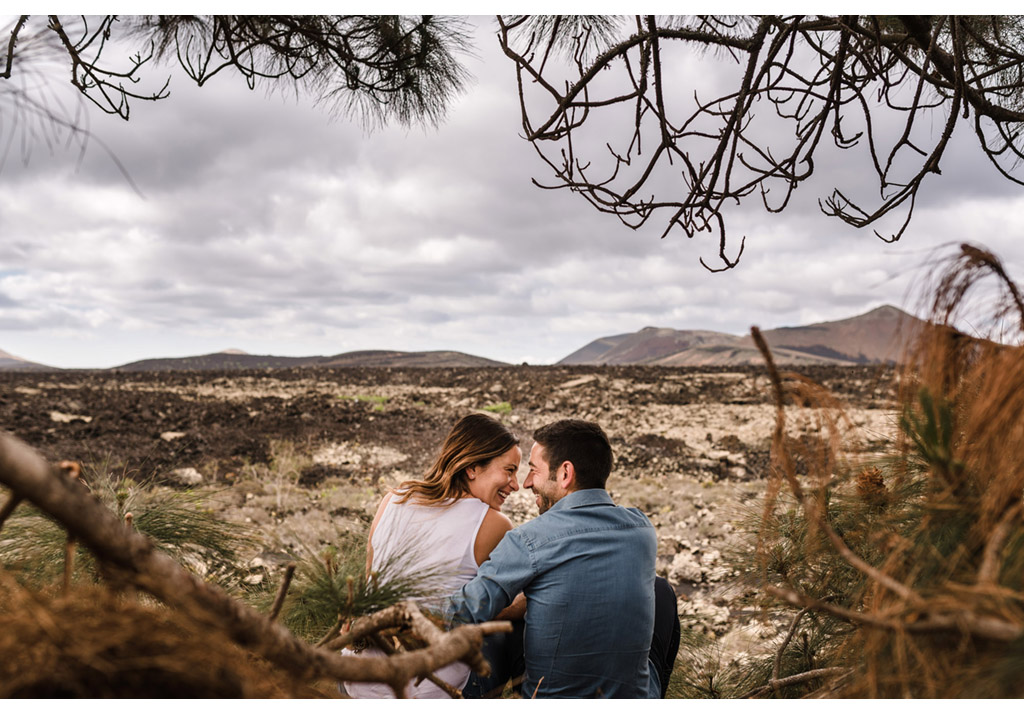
[559,461,576,490]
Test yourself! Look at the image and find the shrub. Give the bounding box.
[0,460,255,591]
[708,244,1024,698]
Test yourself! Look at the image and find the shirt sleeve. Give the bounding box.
[447,528,535,625]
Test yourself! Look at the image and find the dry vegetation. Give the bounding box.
[1,244,1021,697]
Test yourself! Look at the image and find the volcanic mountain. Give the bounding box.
[113,349,506,371]
[0,348,53,371]
[558,305,923,366]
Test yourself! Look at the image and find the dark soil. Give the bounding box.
[1,365,894,485]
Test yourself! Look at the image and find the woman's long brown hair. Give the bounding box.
[394,413,518,506]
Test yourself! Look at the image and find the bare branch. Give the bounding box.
[772,607,810,691]
[766,585,1024,642]
[2,15,28,79]
[268,562,296,622]
[977,502,1022,586]
[498,15,1024,269]
[742,666,849,698]
[370,631,464,698]
[752,326,926,607]
[0,431,511,691]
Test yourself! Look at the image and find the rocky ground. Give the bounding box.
[1,364,898,663]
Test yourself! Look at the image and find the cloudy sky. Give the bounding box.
[3,16,1024,369]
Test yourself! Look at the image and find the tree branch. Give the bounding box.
[766,585,1024,642]
[268,562,296,621]
[742,666,849,698]
[0,431,511,691]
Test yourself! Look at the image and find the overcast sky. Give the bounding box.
[3,16,1024,369]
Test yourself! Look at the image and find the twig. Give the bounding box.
[122,512,137,600]
[322,601,510,653]
[268,562,296,622]
[766,585,1024,641]
[772,607,809,692]
[752,327,925,607]
[58,460,81,481]
[369,632,464,698]
[315,613,345,648]
[531,676,545,699]
[2,15,29,80]
[742,667,849,698]
[977,503,1022,585]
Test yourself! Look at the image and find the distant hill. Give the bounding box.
[558,332,634,365]
[114,351,313,372]
[559,328,741,365]
[557,305,924,366]
[739,304,921,364]
[0,348,55,371]
[114,349,506,371]
[314,350,506,368]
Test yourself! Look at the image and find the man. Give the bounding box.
[449,419,674,698]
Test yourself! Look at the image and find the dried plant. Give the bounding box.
[270,532,452,644]
[0,434,510,697]
[0,579,300,697]
[726,243,1024,697]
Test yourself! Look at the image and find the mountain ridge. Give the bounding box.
[113,349,507,371]
[1,304,926,371]
[557,304,924,366]
[0,348,53,371]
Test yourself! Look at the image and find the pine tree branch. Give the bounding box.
[977,502,1022,586]
[742,666,849,698]
[772,606,809,692]
[752,327,925,607]
[766,585,1024,642]
[0,430,512,691]
[315,613,345,648]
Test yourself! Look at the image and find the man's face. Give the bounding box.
[524,442,563,514]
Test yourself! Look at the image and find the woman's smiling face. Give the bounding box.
[466,445,522,510]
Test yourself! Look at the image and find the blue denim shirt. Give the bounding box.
[449,488,658,698]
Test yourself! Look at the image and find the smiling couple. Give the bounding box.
[343,414,679,699]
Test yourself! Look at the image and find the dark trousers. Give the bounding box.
[649,575,681,697]
[461,619,525,698]
[463,576,681,698]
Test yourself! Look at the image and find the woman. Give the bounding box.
[343,413,522,698]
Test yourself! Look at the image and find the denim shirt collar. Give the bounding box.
[548,488,614,513]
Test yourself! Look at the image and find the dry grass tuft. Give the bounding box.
[702,243,1024,698]
[0,577,307,698]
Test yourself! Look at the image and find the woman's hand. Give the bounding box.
[496,592,526,620]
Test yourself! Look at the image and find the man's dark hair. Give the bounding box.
[533,419,613,491]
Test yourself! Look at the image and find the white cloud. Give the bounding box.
[2,17,1023,368]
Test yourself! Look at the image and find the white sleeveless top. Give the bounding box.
[344,493,491,699]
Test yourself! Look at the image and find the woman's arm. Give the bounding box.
[473,507,513,566]
[365,491,393,577]
[474,508,526,620]
[449,529,532,625]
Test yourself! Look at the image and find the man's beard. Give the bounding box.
[536,491,556,514]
